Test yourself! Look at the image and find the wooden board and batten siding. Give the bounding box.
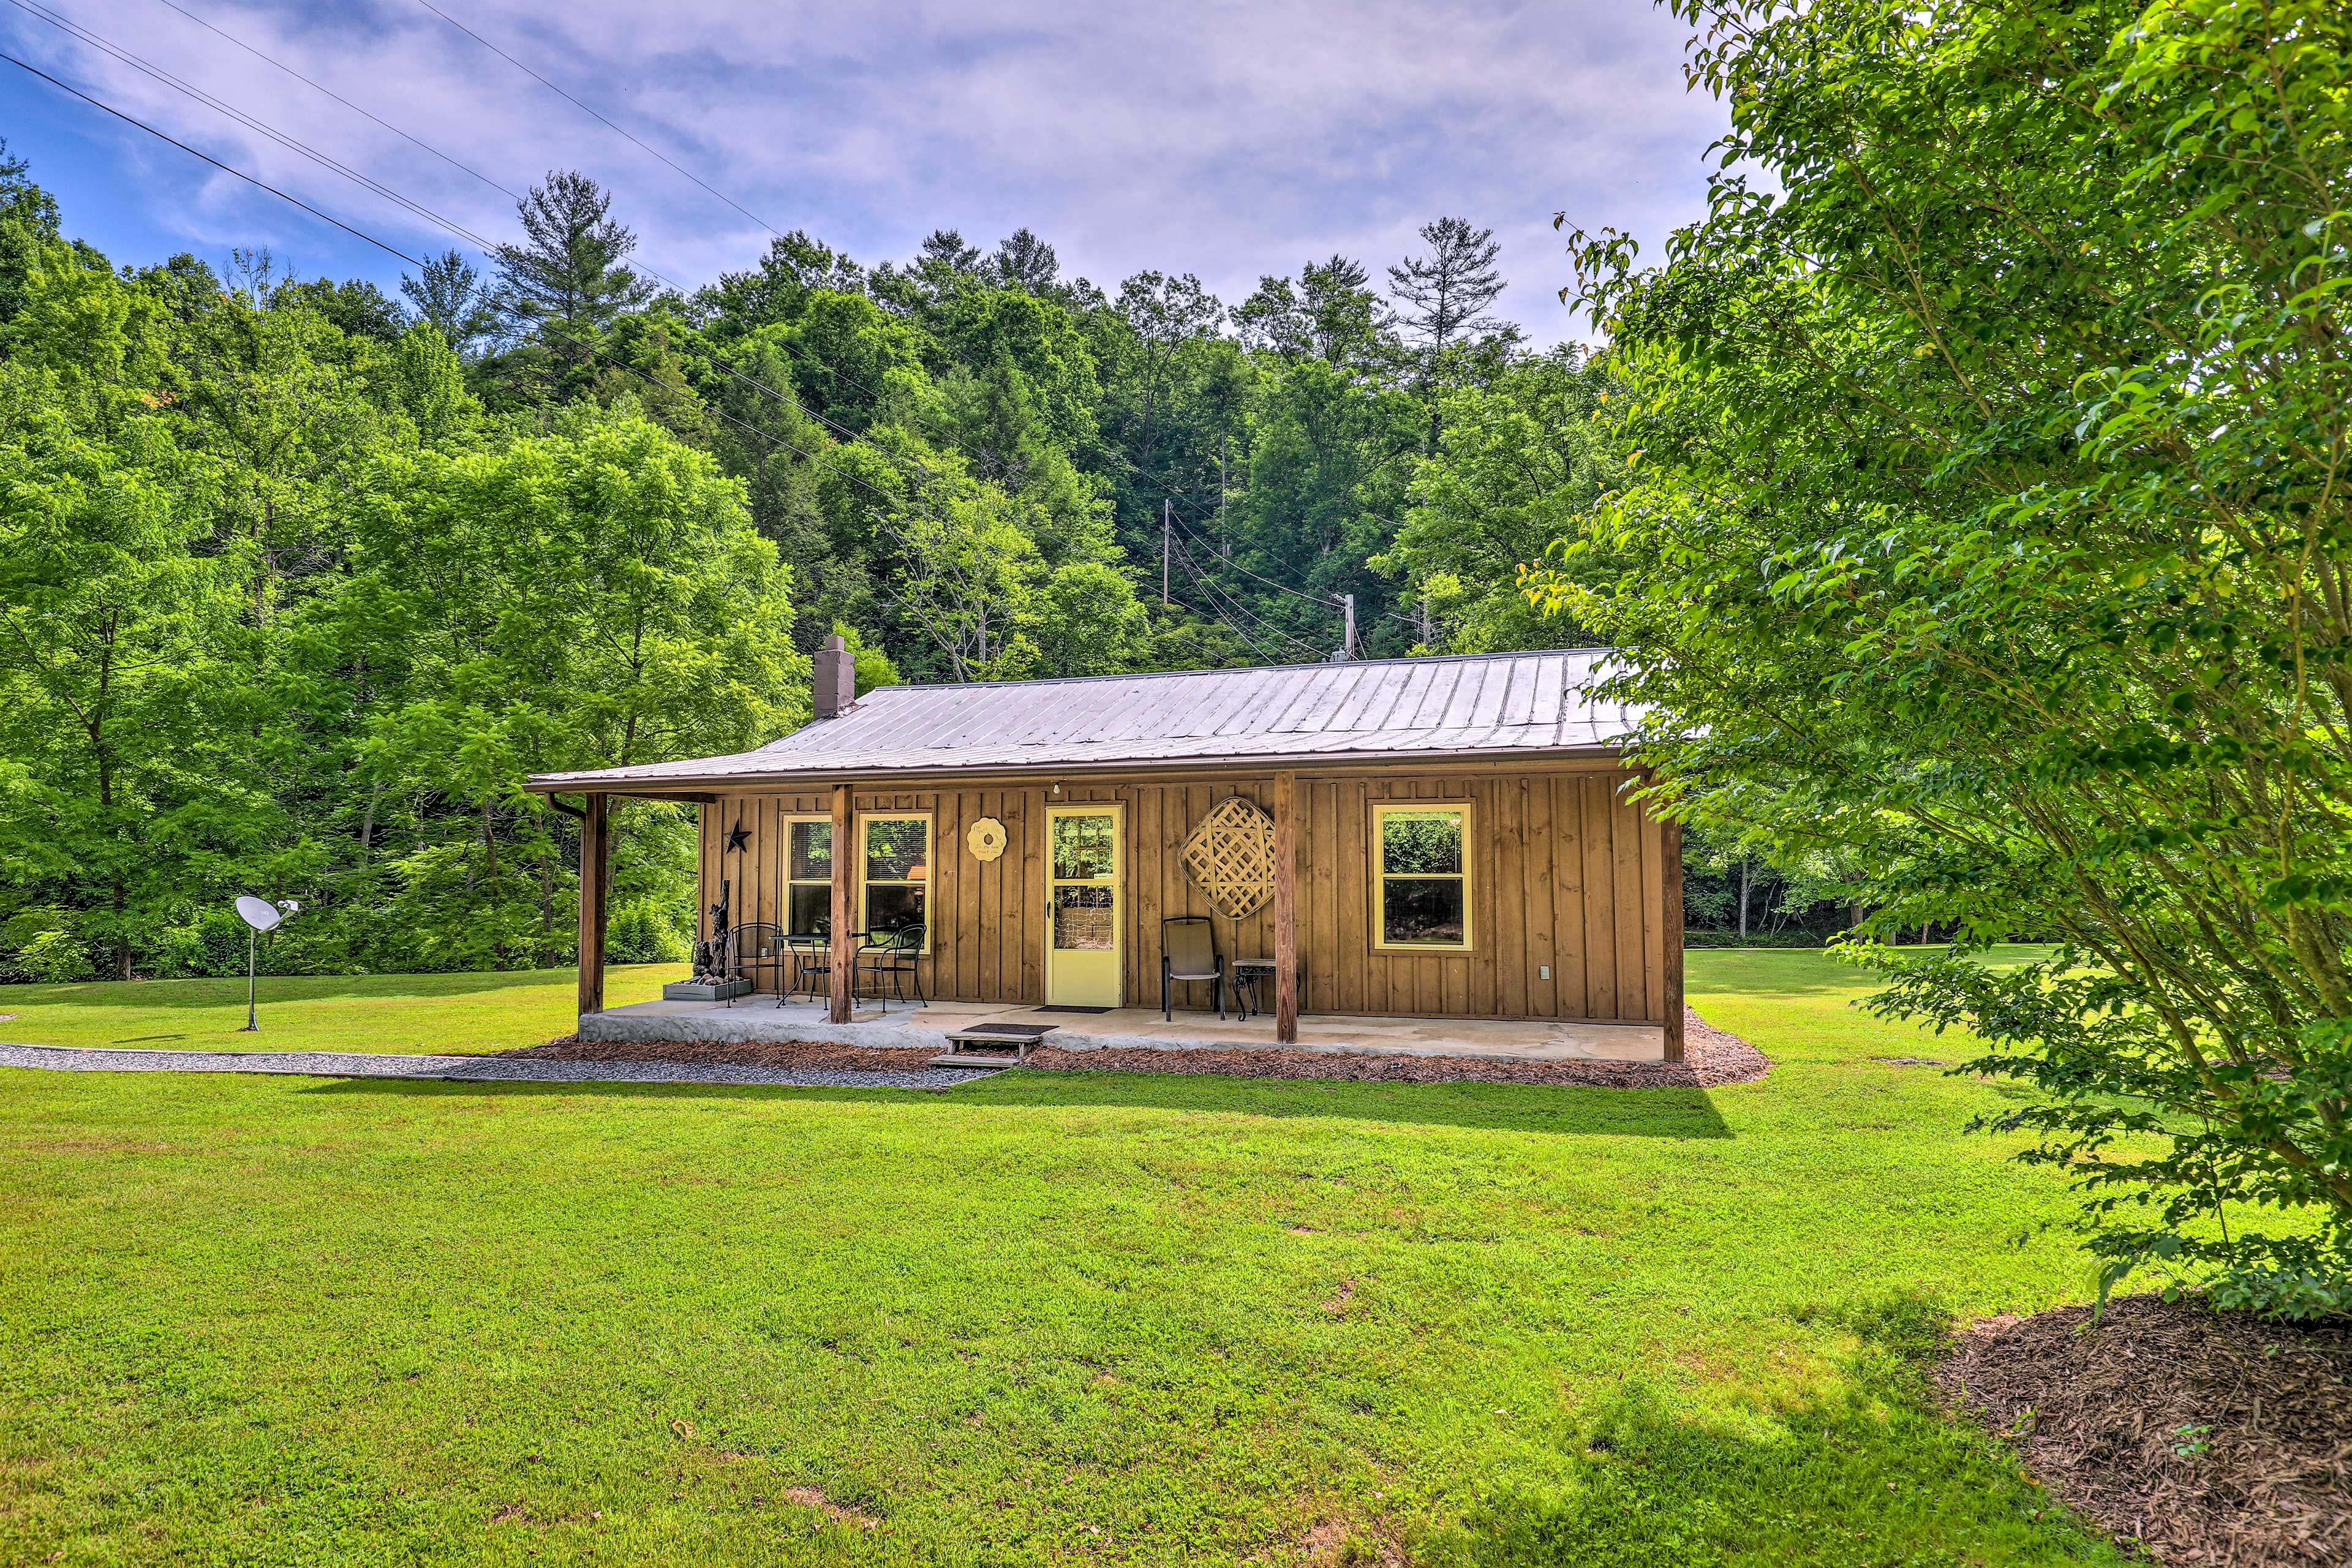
[696,761,1673,1026]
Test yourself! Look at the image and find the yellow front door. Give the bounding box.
[1045,805,1123,1008]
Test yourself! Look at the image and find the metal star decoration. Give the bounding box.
[724,819,752,854]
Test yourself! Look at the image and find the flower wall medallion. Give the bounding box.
[967,817,1008,862]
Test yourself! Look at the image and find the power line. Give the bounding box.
[148,0,522,201]
[1168,533,1324,660]
[405,0,786,240]
[13,1,998,519]
[19,29,1354,676]
[1164,590,1273,663]
[0,49,426,266]
[1168,550,1304,665]
[5,0,503,251]
[105,0,1056,495]
[1165,499,1430,636]
[1163,507,1340,617]
[3,47,978,595]
[388,2,1038,484]
[1154,513,1307,660]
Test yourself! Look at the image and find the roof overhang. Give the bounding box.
[524,741,1635,799]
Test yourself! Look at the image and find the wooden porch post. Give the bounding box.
[1662,818,1686,1063]
[577,792,608,1018]
[1274,769,1298,1045]
[829,783,854,1023]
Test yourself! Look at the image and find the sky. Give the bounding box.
[0,0,1731,345]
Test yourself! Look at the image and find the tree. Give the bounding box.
[1235,256,1392,372]
[987,228,1059,295]
[870,229,986,311]
[1386,218,1506,358]
[1538,0,2352,1315]
[1376,346,1619,651]
[696,231,865,336]
[401,249,500,357]
[1029,559,1148,677]
[0,247,273,980]
[0,135,101,325]
[880,479,1045,682]
[271,277,407,344]
[491,171,655,342]
[336,403,804,968]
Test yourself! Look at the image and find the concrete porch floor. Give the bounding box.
[579,995,1666,1063]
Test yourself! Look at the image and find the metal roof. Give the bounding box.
[527,649,1642,791]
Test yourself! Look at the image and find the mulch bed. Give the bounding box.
[1940,1294,2352,1566]
[505,1006,1768,1089]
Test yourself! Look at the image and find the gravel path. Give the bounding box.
[0,1042,993,1090]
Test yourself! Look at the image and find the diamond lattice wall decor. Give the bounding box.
[1181,796,1277,919]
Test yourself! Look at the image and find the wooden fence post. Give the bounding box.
[1275,769,1298,1046]
[578,792,608,1019]
[1662,818,1686,1063]
[830,784,854,1023]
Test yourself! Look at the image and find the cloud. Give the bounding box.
[6,0,1728,342]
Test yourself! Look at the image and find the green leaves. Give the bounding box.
[0,235,807,981]
[1561,0,2352,1310]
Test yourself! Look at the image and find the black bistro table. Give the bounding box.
[781,931,831,1003]
[1230,958,1302,1020]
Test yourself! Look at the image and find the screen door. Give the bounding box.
[1044,805,1123,1007]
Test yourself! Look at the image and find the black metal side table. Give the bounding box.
[1231,958,1302,1020]
[782,932,831,1004]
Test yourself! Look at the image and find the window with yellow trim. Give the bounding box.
[858,812,932,950]
[1370,802,1472,950]
[782,815,832,935]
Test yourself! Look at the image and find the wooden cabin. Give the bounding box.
[527,641,1684,1061]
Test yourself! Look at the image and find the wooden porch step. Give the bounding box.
[934,1021,1056,1069]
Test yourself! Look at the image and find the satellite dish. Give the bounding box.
[235,895,283,932]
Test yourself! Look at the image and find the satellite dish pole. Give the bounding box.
[232,895,296,1031]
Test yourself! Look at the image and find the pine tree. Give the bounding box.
[491,171,655,344]
[1386,218,1506,356]
[988,228,1059,294]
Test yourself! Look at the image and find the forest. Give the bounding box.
[0,144,1689,984]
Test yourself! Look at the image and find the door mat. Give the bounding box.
[1035,1005,1114,1014]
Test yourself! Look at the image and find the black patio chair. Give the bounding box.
[1161,915,1226,1021]
[723,922,788,1006]
[855,924,926,1010]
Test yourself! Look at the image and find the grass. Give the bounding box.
[0,964,684,1055]
[0,948,2128,1566]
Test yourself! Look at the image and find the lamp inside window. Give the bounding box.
[860,814,932,947]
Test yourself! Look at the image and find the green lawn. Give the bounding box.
[0,949,2125,1566]
[0,964,686,1054]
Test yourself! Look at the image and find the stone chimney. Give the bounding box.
[813,634,856,720]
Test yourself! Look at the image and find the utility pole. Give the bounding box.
[1219,434,1229,558]
[1162,498,1171,607]
[1340,594,1357,660]
[1420,587,1431,647]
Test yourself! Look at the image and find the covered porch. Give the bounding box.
[533,645,1684,1068]
[577,993,1668,1066]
